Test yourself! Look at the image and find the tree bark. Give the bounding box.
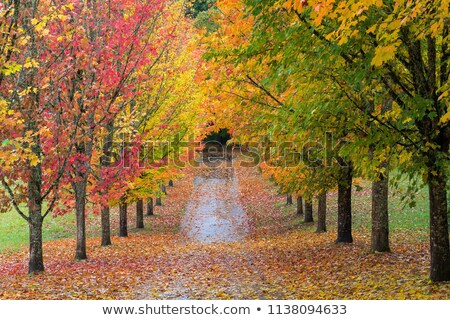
[71,114,94,260]
[28,160,44,273]
[119,198,128,237]
[100,120,114,247]
[336,165,353,243]
[316,192,327,233]
[371,170,390,252]
[136,199,144,228]
[428,170,450,281]
[101,206,112,246]
[28,212,44,273]
[146,198,154,215]
[296,196,303,215]
[73,178,88,260]
[304,200,313,223]
[286,194,293,205]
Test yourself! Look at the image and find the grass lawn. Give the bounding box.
[0,208,102,253]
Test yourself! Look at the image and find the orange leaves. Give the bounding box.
[1,229,446,299]
[284,0,310,13]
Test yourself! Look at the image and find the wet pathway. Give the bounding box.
[180,164,248,243]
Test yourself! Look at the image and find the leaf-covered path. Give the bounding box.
[136,160,256,299]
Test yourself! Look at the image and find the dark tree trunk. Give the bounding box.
[136,199,144,229]
[336,165,353,243]
[428,170,450,281]
[286,194,293,205]
[101,206,112,246]
[168,180,174,187]
[119,198,128,237]
[146,198,154,215]
[71,115,94,260]
[296,196,303,215]
[371,170,390,252]
[155,197,162,206]
[28,212,44,273]
[316,192,327,233]
[73,178,88,260]
[28,161,44,273]
[100,120,114,247]
[304,200,313,223]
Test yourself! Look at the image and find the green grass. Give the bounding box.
[0,206,108,253]
[348,189,430,231]
[388,189,430,231]
[325,176,434,243]
[280,176,434,241]
[0,209,77,252]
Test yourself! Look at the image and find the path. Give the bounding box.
[179,163,248,243]
[134,158,258,299]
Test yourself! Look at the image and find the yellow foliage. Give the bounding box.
[371,44,399,67]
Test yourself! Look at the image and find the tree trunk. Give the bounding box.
[371,170,390,252]
[119,198,128,237]
[146,198,154,215]
[73,178,88,260]
[28,161,44,273]
[71,115,94,260]
[136,199,144,229]
[155,197,162,206]
[286,194,293,205]
[100,120,114,247]
[316,192,327,233]
[296,196,303,215]
[428,170,450,281]
[336,165,353,243]
[168,180,174,187]
[28,212,44,273]
[101,206,112,246]
[304,200,313,222]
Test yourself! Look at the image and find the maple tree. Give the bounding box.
[0,0,82,273]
